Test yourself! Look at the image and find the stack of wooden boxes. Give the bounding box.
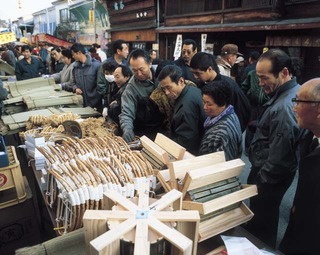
[155,150,258,242]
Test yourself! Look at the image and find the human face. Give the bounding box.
[114,67,129,87]
[61,55,71,65]
[22,49,32,60]
[226,54,237,66]
[293,85,320,130]
[150,51,157,61]
[181,44,196,65]
[71,51,81,61]
[118,43,129,59]
[256,59,283,95]
[160,76,185,100]
[51,50,62,61]
[191,67,213,83]
[202,94,226,118]
[130,56,152,81]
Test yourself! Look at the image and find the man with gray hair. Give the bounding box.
[216,43,243,78]
[279,78,320,254]
[246,49,305,249]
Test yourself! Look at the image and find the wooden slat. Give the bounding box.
[154,169,172,192]
[103,191,138,212]
[181,159,245,198]
[155,133,186,160]
[198,203,253,242]
[90,216,136,254]
[134,219,150,255]
[148,189,182,211]
[152,210,199,222]
[83,210,132,255]
[140,135,169,165]
[168,151,225,190]
[148,216,193,255]
[182,184,257,215]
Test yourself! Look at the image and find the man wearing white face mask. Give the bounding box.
[98,60,119,118]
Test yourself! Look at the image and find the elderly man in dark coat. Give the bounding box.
[279,78,320,255]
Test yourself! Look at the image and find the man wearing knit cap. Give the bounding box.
[216,43,243,78]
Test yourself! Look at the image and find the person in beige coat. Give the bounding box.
[52,49,75,92]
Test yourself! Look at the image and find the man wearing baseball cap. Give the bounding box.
[216,43,243,78]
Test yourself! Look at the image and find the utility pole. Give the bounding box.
[93,0,96,43]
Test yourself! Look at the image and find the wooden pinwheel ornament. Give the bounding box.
[83,189,200,255]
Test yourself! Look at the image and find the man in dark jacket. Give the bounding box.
[241,50,260,82]
[190,52,251,133]
[174,39,198,84]
[241,69,270,154]
[15,45,45,81]
[246,49,305,249]
[119,49,163,142]
[70,43,102,111]
[279,78,320,255]
[158,65,205,155]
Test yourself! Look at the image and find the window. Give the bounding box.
[166,0,223,16]
[59,8,77,23]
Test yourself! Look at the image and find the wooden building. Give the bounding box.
[156,0,320,83]
[102,0,320,82]
[105,0,159,51]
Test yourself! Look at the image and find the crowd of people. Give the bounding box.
[0,38,320,254]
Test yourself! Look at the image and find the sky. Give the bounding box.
[0,0,55,21]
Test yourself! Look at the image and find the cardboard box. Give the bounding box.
[0,178,41,255]
[25,134,45,147]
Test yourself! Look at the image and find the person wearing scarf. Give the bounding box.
[199,80,242,160]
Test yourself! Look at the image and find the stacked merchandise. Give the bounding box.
[154,149,258,242]
[25,134,46,170]
[0,77,100,135]
[36,134,156,235]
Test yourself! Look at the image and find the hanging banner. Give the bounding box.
[173,34,182,60]
[89,9,94,23]
[0,32,16,45]
[201,34,207,52]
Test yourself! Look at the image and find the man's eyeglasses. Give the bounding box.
[292,98,320,106]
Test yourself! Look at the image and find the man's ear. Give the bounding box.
[281,67,289,77]
[178,77,185,85]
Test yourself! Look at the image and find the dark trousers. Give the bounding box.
[245,168,295,249]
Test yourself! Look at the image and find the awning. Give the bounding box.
[156,17,320,33]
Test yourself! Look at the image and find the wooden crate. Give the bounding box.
[157,156,257,243]
[0,146,26,209]
[198,203,253,242]
[179,159,257,241]
[140,134,186,169]
[155,151,225,192]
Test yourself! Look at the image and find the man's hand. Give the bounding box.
[122,129,135,143]
[75,88,83,95]
[102,107,108,118]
